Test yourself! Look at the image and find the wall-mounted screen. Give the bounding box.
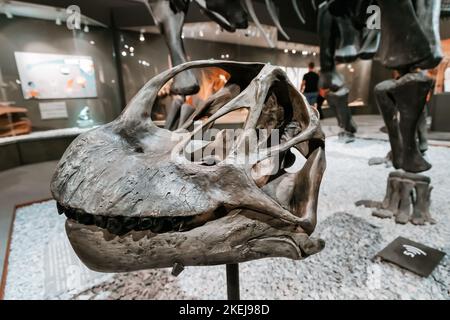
[15,52,97,100]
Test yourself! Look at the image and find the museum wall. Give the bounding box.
[3,15,444,129]
[0,16,122,131]
[441,19,450,39]
[337,60,373,109]
[118,30,320,103]
[117,30,382,117]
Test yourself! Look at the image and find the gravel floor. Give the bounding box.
[3,137,450,300]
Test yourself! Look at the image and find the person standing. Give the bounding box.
[301,62,319,107]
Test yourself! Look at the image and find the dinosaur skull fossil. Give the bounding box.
[51,61,326,272]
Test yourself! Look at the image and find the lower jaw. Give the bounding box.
[65,210,324,273]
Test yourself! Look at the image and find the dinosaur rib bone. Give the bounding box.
[265,0,290,40]
[292,0,306,24]
[244,0,275,48]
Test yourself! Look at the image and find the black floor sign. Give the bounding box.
[375,237,446,277]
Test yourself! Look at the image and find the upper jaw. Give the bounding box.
[57,144,325,237]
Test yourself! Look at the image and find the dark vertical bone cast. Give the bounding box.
[375,0,442,172]
[374,73,433,172]
[326,88,357,137]
[143,0,320,95]
[361,0,442,225]
[357,172,435,225]
[149,0,200,95]
[318,1,368,139]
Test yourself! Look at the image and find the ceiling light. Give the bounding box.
[129,47,134,53]
[121,51,127,57]
[199,30,204,37]
[302,51,308,56]
[139,29,145,42]
[284,49,289,53]
[90,40,95,45]
[55,16,62,26]
[84,24,89,33]
[292,49,297,54]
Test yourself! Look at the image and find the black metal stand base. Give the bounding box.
[226,263,240,300]
[171,262,240,299]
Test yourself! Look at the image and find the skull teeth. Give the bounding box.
[56,203,225,236]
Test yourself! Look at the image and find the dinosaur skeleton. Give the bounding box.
[317,0,380,140]
[351,0,443,225]
[374,0,442,173]
[318,0,444,150]
[51,61,326,272]
[138,0,311,95]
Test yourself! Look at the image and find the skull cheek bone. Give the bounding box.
[51,60,326,272]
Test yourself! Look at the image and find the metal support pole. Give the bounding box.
[226,263,240,300]
[110,10,127,110]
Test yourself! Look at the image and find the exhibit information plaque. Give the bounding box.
[376,237,446,277]
[39,102,68,120]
